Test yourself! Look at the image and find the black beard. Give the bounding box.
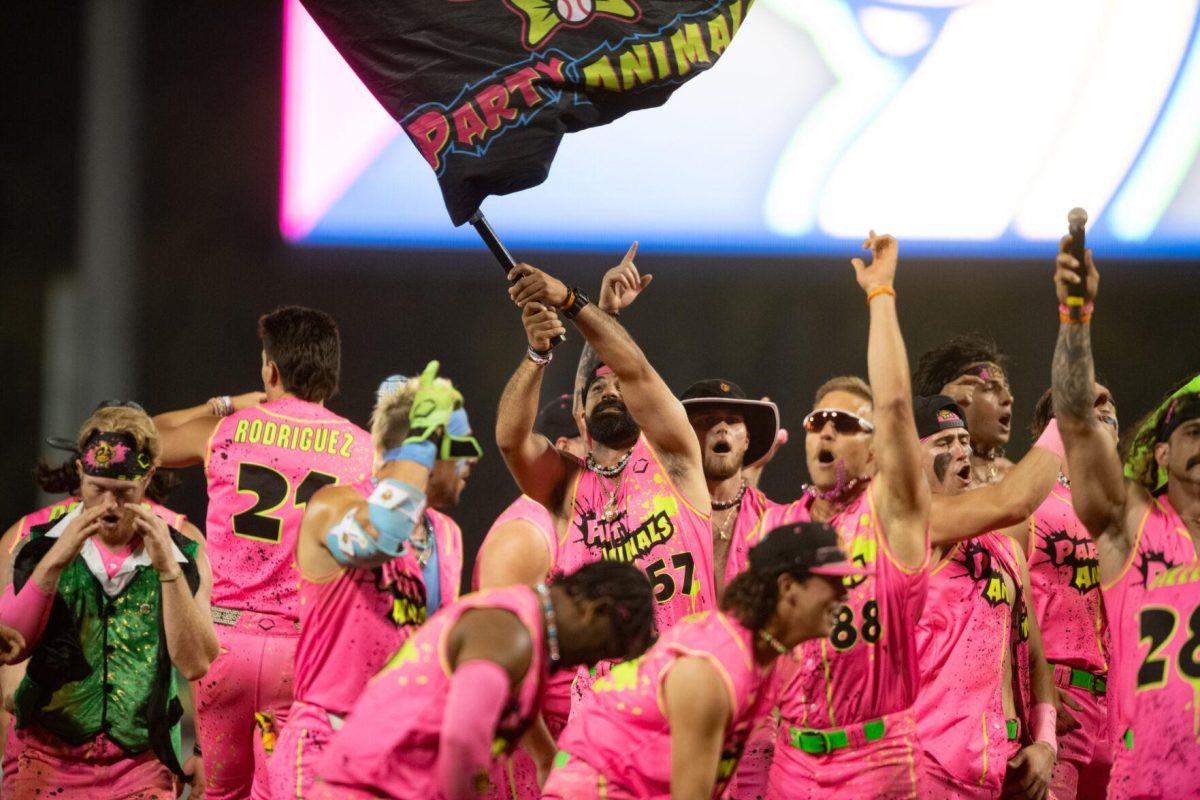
[587,403,641,448]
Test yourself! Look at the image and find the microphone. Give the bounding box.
[468,210,565,348]
[1065,207,1088,321]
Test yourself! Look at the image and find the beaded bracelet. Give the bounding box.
[526,346,553,366]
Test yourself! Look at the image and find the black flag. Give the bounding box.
[301,0,755,225]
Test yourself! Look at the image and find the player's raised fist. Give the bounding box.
[507,263,570,309]
[850,230,899,293]
[1054,235,1099,306]
[523,302,567,352]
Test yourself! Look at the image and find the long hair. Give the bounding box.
[556,561,656,661]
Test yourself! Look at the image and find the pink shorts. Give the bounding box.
[3,724,178,800]
[268,700,338,800]
[541,752,637,800]
[767,708,923,800]
[1049,667,1111,800]
[193,609,298,800]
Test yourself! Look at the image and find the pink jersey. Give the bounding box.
[762,484,929,727]
[559,435,715,633]
[914,533,1030,792]
[1121,560,1200,797]
[1027,485,1108,673]
[294,491,462,716]
[316,586,550,798]
[472,495,558,589]
[474,494,572,728]
[553,611,778,799]
[1103,495,1198,797]
[721,486,779,587]
[11,497,187,550]
[204,396,372,620]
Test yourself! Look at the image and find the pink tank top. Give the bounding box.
[1027,485,1108,673]
[1103,494,1197,789]
[471,494,558,590]
[914,534,1030,791]
[317,586,549,797]
[763,483,930,727]
[473,494,573,728]
[1120,560,1200,797]
[558,435,716,632]
[294,482,463,716]
[721,487,779,587]
[555,611,777,799]
[13,497,187,551]
[204,396,373,619]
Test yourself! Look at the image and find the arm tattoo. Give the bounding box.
[1051,321,1094,422]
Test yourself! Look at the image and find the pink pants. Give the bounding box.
[309,779,387,799]
[267,700,337,800]
[541,753,636,800]
[1049,668,1111,800]
[3,724,178,799]
[725,713,779,800]
[920,736,1021,800]
[193,610,298,800]
[766,708,923,800]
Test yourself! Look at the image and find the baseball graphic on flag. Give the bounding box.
[556,0,593,23]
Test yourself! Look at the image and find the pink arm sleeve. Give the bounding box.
[0,581,54,656]
[438,659,512,800]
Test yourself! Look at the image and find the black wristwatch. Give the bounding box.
[561,287,591,320]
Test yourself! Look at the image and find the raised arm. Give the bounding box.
[509,260,704,504]
[930,442,1060,546]
[1049,239,1132,547]
[496,304,580,513]
[851,232,929,568]
[153,391,265,467]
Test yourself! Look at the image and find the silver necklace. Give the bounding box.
[586,448,633,522]
[536,583,560,665]
[1056,472,1071,489]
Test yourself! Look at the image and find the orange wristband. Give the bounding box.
[558,289,575,311]
[866,286,896,303]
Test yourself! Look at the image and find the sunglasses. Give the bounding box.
[802,409,875,435]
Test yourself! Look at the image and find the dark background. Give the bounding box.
[5,4,1198,591]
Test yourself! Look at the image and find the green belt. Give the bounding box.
[1067,667,1107,696]
[1123,729,1134,751]
[788,719,886,754]
[1006,718,1021,741]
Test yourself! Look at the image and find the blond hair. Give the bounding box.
[814,375,873,408]
[76,405,161,466]
[371,374,457,451]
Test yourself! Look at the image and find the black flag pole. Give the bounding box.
[469,210,566,348]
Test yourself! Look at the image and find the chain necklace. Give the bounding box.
[758,629,789,656]
[1056,472,1072,490]
[711,480,748,511]
[586,448,634,522]
[536,583,560,665]
[409,516,432,568]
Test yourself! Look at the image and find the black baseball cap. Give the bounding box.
[749,522,872,578]
[914,395,967,440]
[536,394,579,442]
[680,379,780,465]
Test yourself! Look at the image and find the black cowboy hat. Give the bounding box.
[679,379,780,466]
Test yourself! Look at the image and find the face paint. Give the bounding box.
[934,452,953,483]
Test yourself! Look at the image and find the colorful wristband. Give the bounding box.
[1031,702,1057,755]
[1058,301,1094,323]
[866,286,896,303]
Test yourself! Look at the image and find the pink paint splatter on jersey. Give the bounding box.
[1103,495,1198,799]
[553,611,778,799]
[316,586,550,798]
[204,396,373,621]
[557,435,715,634]
[1027,486,1108,673]
[763,483,930,728]
[914,533,1029,792]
